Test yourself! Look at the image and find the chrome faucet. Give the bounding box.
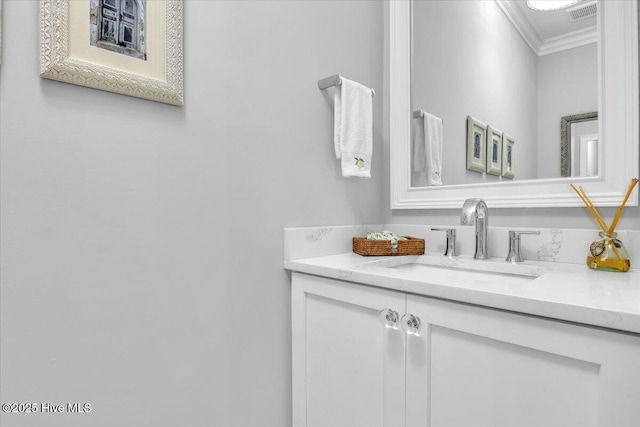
[460,198,489,259]
[431,228,457,258]
[506,230,540,263]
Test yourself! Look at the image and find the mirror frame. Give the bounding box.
[390,0,639,209]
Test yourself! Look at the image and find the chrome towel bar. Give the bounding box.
[318,74,375,98]
[413,109,443,123]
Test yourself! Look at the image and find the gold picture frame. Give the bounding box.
[40,0,183,106]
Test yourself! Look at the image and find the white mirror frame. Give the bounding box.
[390,0,639,209]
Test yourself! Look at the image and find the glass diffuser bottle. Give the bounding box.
[572,179,638,273]
[587,232,630,272]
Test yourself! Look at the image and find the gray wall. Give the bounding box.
[0,1,385,426]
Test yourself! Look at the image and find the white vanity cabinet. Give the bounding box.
[405,295,640,427]
[291,272,640,427]
[291,272,406,427]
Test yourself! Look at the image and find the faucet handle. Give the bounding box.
[506,230,540,263]
[509,230,541,239]
[431,228,457,258]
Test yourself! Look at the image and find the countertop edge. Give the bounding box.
[285,256,640,335]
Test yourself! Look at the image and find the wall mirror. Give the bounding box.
[390,0,638,209]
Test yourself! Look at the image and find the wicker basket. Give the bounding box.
[353,236,425,256]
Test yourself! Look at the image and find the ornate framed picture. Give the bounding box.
[466,116,487,173]
[40,0,183,106]
[486,126,502,176]
[502,133,515,179]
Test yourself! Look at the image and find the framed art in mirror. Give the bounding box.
[390,0,638,209]
[486,126,503,176]
[502,133,515,179]
[466,116,487,173]
[40,0,183,106]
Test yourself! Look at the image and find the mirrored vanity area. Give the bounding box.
[390,0,638,208]
[287,3,640,426]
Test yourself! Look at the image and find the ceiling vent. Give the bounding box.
[567,1,597,22]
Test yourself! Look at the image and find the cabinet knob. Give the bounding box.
[401,313,422,336]
[379,308,399,329]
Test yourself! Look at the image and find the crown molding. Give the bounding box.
[495,0,543,54]
[495,0,596,57]
[538,26,597,56]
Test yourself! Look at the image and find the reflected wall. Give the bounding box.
[411,0,597,186]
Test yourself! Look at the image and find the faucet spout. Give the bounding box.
[460,198,489,259]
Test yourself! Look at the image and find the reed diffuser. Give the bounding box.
[570,178,638,272]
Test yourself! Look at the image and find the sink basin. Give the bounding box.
[364,255,547,286]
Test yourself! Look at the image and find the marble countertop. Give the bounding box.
[285,252,640,334]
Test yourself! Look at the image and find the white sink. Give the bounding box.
[363,255,547,286]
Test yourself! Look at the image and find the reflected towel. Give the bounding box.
[334,78,373,178]
[413,112,443,185]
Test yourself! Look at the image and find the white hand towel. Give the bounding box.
[334,78,373,178]
[413,112,443,185]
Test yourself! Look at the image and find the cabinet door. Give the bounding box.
[406,295,640,427]
[292,272,406,427]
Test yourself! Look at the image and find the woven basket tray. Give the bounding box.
[353,236,425,256]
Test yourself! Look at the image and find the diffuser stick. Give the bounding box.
[608,178,639,233]
[579,186,609,230]
[577,186,626,261]
[570,185,608,231]
[571,183,631,272]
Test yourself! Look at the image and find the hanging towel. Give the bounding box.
[413,112,443,185]
[334,78,373,178]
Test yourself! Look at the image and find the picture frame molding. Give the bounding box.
[39,0,184,106]
[466,116,487,173]
[486,125,503,176]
